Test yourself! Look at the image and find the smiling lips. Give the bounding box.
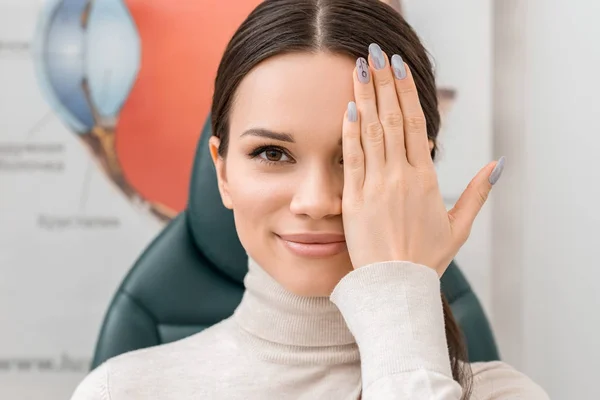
[277,233,347,258]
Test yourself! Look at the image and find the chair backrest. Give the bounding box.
[91,117,499,369]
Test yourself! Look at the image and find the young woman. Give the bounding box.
[72,0,548,398]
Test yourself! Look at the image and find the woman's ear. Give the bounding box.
[429,139,435,153]
[209,136,233,210]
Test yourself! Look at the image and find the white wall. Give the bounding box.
[493,0,600,398]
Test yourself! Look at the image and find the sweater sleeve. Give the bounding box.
[329,261,548,399]
[470,361,549,399]
[70,363,110,400]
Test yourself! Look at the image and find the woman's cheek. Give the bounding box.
[229,168,293,214]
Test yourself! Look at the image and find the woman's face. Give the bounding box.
[210,52,355,296]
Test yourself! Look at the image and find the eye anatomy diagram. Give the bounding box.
[32,0,262,222]
[32,0,454,223]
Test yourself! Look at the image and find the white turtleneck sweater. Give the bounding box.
[71,259,548,399]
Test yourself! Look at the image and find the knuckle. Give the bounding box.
[376,74,394,88]
[405,115,427,131]
[397,85,418,96]
[476,188,489,206]
[371,179,386,193]
[356,90,374,102]
[342,195,363,213]
[363,176,385,195]
[345,152,363,168]
[390,175,409,194]
[365,121,384,140]
[380,112,403,129]
[467,181,489,206]
[343,127,360,140]
[398,179,410,195]
[415,168,438,192]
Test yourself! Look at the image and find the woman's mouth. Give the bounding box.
[276,233,347,258]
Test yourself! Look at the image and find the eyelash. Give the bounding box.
[248,145,294,166]
[247,144,345,166]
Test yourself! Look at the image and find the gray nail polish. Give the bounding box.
[489,156,506,185]
[391,54,407,80]
[369,43,386,70]
[347,101,357,122]
[356,57,370,84]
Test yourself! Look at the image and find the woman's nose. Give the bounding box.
[289,169,342,220]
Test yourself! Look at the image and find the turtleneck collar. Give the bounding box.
[233,256,357,349]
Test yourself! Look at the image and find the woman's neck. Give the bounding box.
[233,256,357,349]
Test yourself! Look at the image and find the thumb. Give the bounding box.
[448,156,506,240]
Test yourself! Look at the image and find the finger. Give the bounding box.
[393,58,432,168]
[354,57,386,180]
[367,43,407,168]
[448,157,506,241]
[342,101,364,196]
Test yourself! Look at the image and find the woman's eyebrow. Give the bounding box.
[240,128,295,143]
[240,128,343,146]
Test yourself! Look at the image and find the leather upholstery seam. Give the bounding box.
[119,289,159,326]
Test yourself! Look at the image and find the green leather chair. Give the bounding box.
[90,117,500,369]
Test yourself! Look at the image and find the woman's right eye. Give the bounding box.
[249,146,293,165]
[261,148,287,162]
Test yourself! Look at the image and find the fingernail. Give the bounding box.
[489,156,506,185]
[356,57,370,84]
[347,101,357,122]
[391,54,407,80]
[368,43,386,70]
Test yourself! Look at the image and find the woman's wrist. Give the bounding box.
[330,261,453,387]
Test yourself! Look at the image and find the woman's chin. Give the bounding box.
[271,259,353,297]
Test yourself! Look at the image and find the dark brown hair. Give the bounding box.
[211,0,472,396]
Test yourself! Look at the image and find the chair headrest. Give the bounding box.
[186,116,248,283]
